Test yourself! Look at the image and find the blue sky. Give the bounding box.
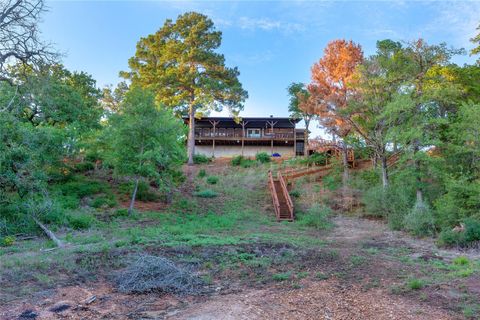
[41,1,480,136]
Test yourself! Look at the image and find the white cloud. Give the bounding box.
[236,17,305,34]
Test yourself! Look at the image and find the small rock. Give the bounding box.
[49,303,70,313]
[18,310,38,319]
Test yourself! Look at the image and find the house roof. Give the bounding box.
[183,116,301,129]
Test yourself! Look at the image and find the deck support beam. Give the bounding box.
[209,120,220,158]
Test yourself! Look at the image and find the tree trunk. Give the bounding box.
[304,119,310,156]
[128,178,139,215]
[187,106,196,166]
[342,144,349,187]
[413,142,423,204]
[381,154,389,188]
[32,216,64,248]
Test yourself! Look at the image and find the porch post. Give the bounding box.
[266,120,277,156]
[241,121,249,156]
[209,120,219,158]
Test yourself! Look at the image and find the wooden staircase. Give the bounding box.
[268,171,294,221]
[267,152,402,222]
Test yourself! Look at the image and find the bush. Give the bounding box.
[91,195,118,208]
[406,278,424,290]
[194,189,218,198]
[206,176,219,185]
[404,202,436,237]
[300,153,328,166]
[119,181,160,202]
[231,155,244,166]
[67,212,97,230]
[193,154,210,164]
[198,169,206,178]
[289,190,301,198]
[255,152,271,163]
[438,218,480,247]
[240,159,256,168]
[1,235,15,247]
[272,272,291,282]
[75,161,95,172]
[297,203,332,229]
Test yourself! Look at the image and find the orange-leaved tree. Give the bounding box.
[309,39,363,187]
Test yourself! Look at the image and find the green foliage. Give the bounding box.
[255,152,271,163]
[1,236,15,247]
[91,195,117,209]
[406,278,424,290]
[438,218,480,247]
[231,155,244,166]
[452,256,470,266]
[198,169,207,178]
[289,190,301,198]
[194,189,218,198]
[67,212,97,230]
[240,159,256,168]
[404,202,436,237]
[206,176,219,185]
[119,181,160,202]
[297,203,332,230]
[299,153,328,166]
[193,154,211,164]
[272,272,291,282]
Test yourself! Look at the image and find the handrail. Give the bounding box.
[268,171,281,220]
[283,164,333,182]
[277,171,294,220]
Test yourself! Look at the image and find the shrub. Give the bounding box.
[231,155,244,166]
[272,272,291,282]
[300,153,328,166]
[193,154,210,164]
[194,189,218,198]
[119,181,160,202]
[406,278,424,290]
[198,169,206,178]
[438,218,480,247]
[57,195,80,210]
[75,161,95,172]
[67,212,97,230]
[289,190,301,198]
[256,152,271,163]
[206,176,219,185]
[1,235,15,247]
[297,203,332,229]
[240,159,256,168]
[452,256,470,266]
[91,195,117,208]
[404,202,436,237]
[114,208,129,217]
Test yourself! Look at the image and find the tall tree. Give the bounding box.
[347,40,410,187]
[309,39,363,186]
[0,0,57,86]
[107,87,185,215]
[386,39,463,204]
[287,82,316,155]
[121,12,248,165]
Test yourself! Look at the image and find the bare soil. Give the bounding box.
[2,215,477,319]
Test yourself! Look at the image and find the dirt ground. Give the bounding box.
[3,215,477,320]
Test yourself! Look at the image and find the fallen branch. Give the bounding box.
[32,216,64,248]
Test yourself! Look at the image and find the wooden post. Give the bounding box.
[209,120,219,158]
[290,120,296,157]
[266,120,277,156]
[241,120,249,156]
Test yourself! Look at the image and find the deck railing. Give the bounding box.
[195,130,295,139]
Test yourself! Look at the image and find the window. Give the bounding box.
[247,129,261,138]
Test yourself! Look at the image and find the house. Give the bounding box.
[184,116,306,158]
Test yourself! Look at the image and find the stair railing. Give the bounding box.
[268,171,281,220]
[277,171,294,220]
